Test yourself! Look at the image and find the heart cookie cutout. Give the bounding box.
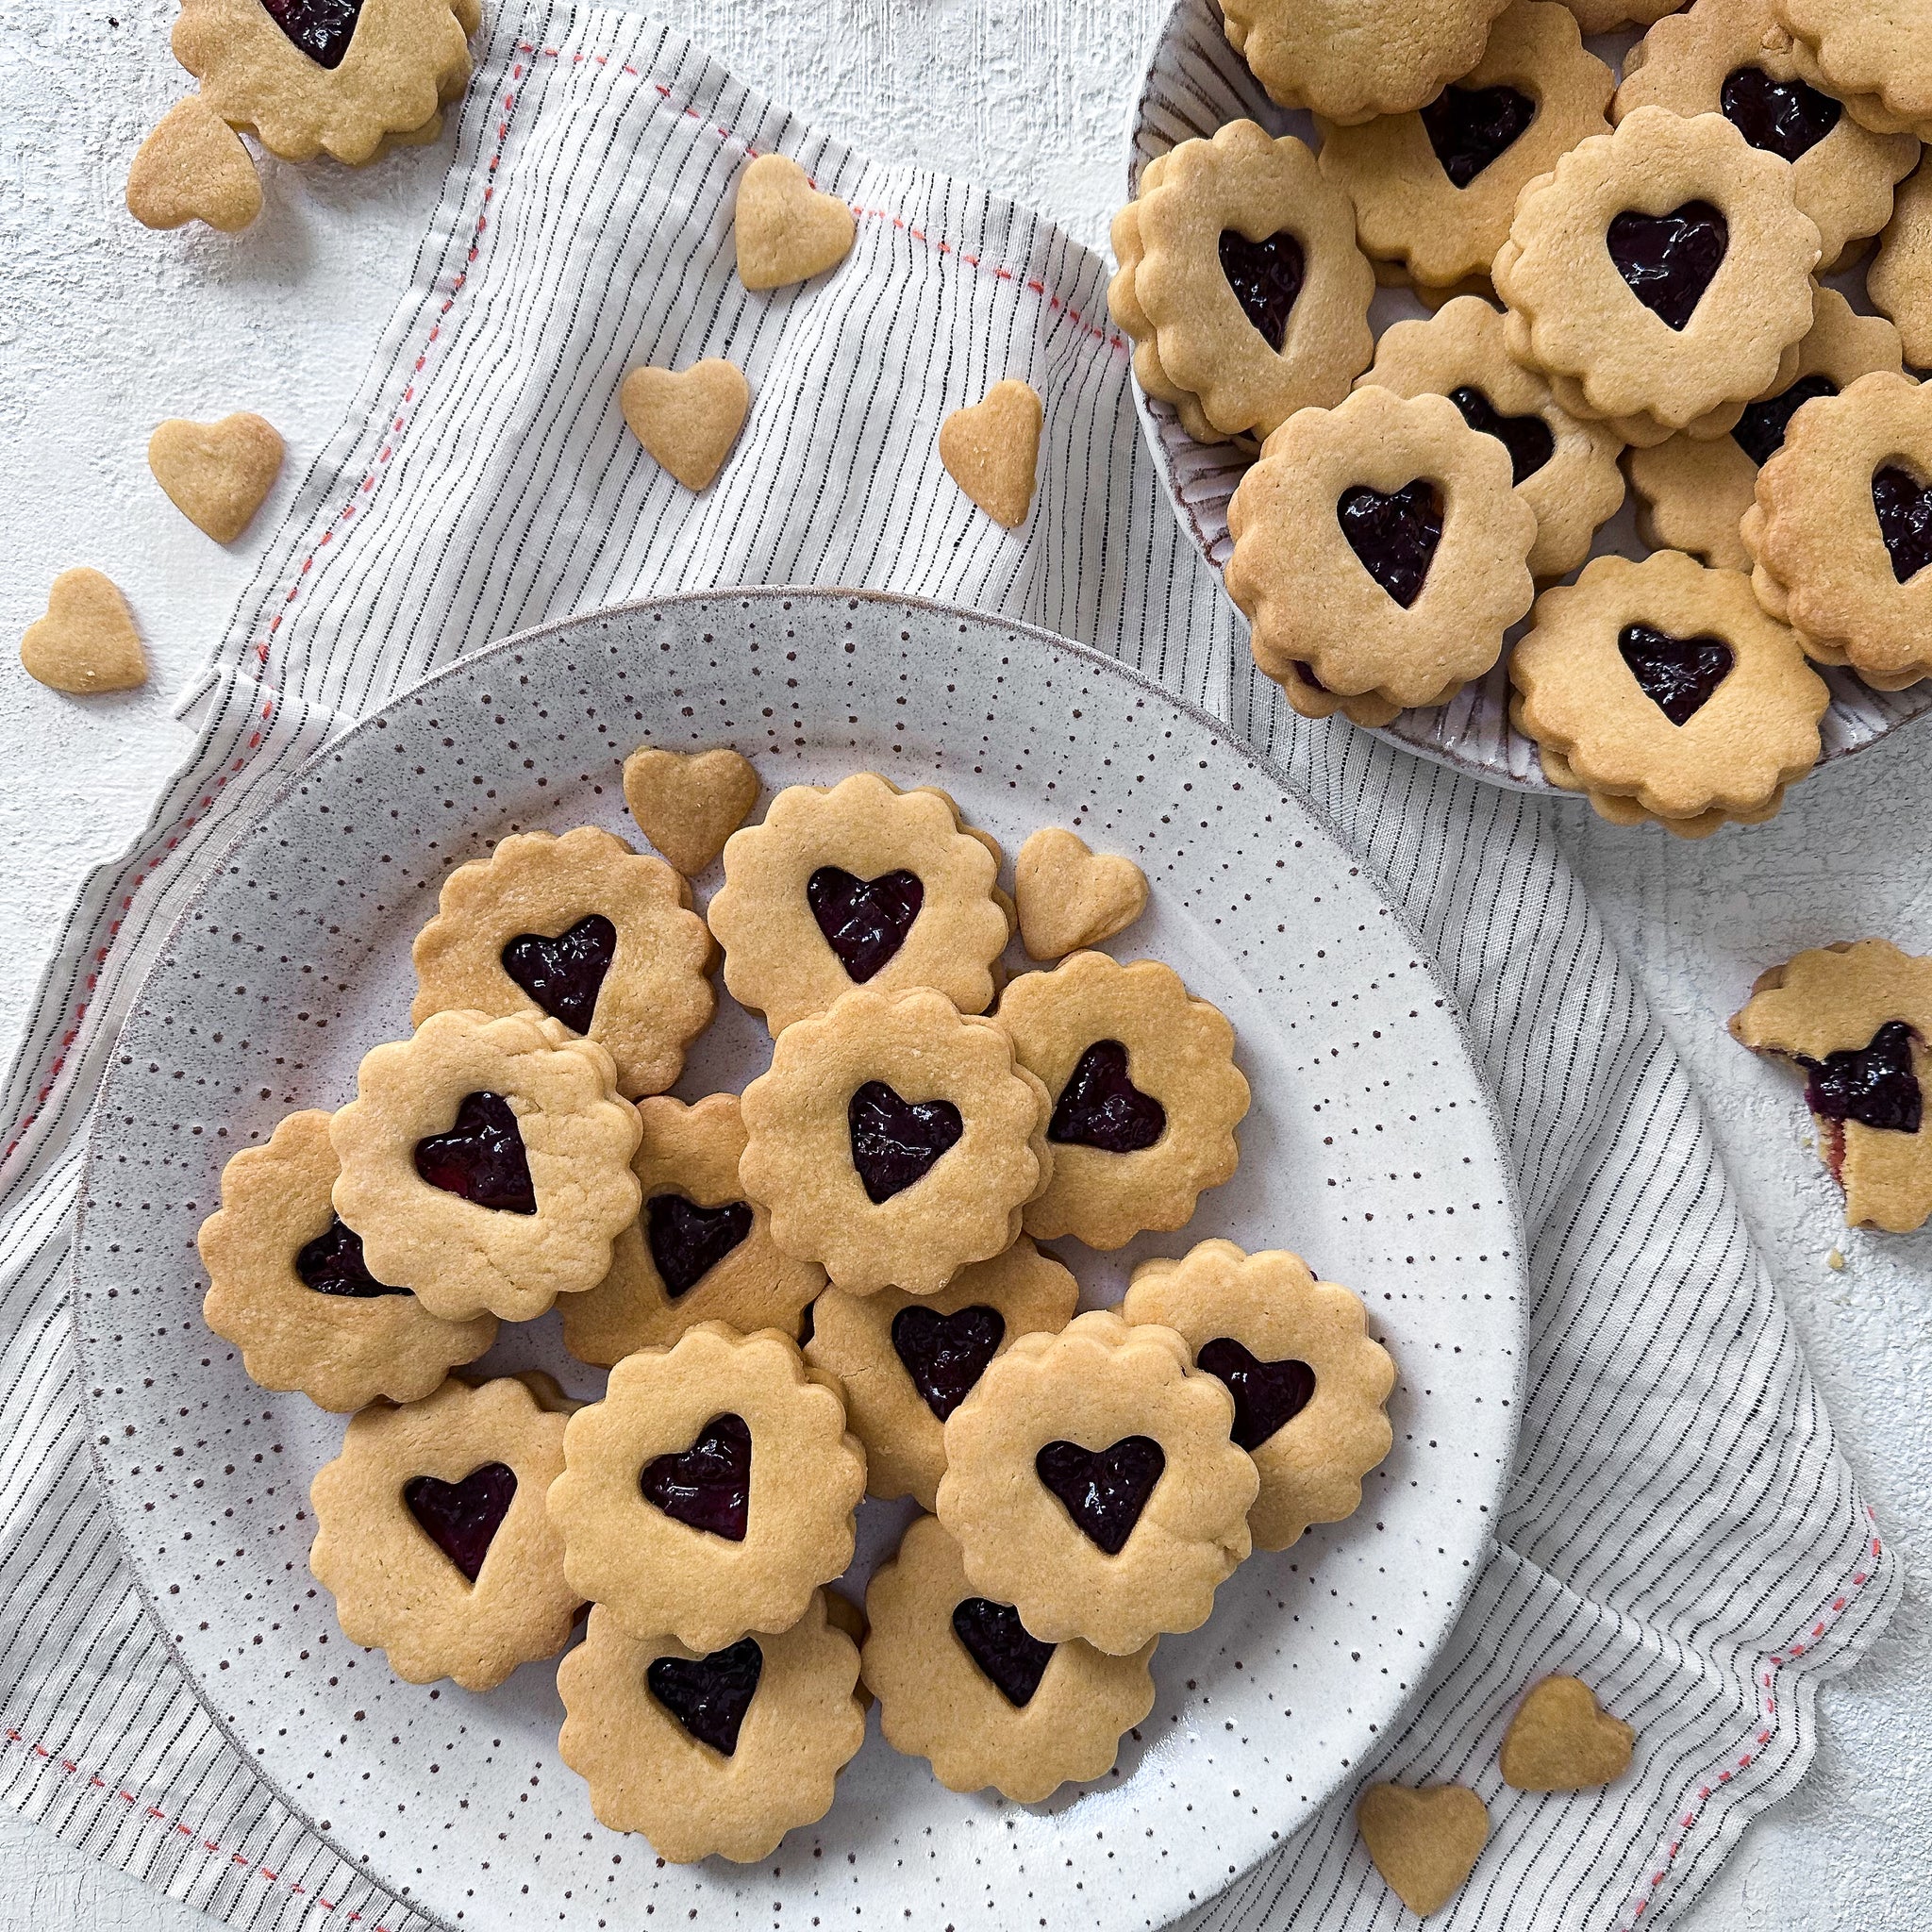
[1499,1674,1635,1791]
[939,379,1043,528]
[620,360,750,493]
[623,745,759,875]
[20,569,147,695]
[149,412,285,542]
[1013,826,1147,959]
[125,96,261,233]
[735,154,856,291]
[1357,1783,1489,1917]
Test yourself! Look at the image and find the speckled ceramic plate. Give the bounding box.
[1126,0,1932,791]
[74,590,1524,1932]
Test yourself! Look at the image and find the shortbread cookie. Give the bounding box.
[739,987,1052,1296]
[148,412,284,542]
[125,95,262,231]
[1774,0,1932,141]
[935,1309,1257,1656]
[1357,1784,1491,1917]
[994,951,1250,1250]
[620,360,751,492]
[1731,938,1932,1230]
[1500,1676,1636,1790]
[558,1593,865,1862]
[1494,108,1821,436]
[1122,1241,1395,1553]
[200,1108,494,1410]
[19,568,146,694]
[622,744,759,876]
[560,1093,824,1366]
[329,1008,642,1322]
[1361,297,1625,578]
[1226,386,1538,708]
[1318,4,1615,295]
[1533,737,1790,836]
[734,154,856,290]
[939,379,1044,528]
[308,1376,577,1690]
[1869,155,1932,370]
[1511,551,1828,823]
[805,1238,1079,1508]
[862,1514,1157,1803]
[547,1323,866,1650]
[1627,290,1905,570]
[1012,827,1147,960]
[708,773,1008,1032]
[410,824,715,1099]
[1220,0,1515,125]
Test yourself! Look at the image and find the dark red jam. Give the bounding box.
[1607,202,1728,332]
[1338,481,1444,608]
[294,1215,408,1297]
[1617,625,1735,725]
[1034,1436,1166,1556]
[1217,230,1305,354]
[639,1413,752,1541]
[646,1636,763,1754]
[1720,65,1842,162]
[500,913,617,1035]
[646,1193,754,1298]
[848,1081,963,1203]
[807,867,924,981]
[1448,386,1556,484]
[1796,1022,1922,1134]
[1873,466,1932,583]
[414,1091,537,1213]
[891,1303,1007,1422]
[1420,83,1537,189]
[1731,374,1838,468]
[1196,1337,1317,1451]
[403,1462,517,1583]
[951,1597,1056,1707]
[1047,1039,1166,1152]
[258,0,362,68]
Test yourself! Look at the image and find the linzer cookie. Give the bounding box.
[1870,156,1932,371]
[1774,0,1932,141]
[200,1108,495,1411]
[935,1309,1257,1656]
[1731,938,1932,1231]
[1532,741,1790,837]
[308,1375,577,1690]
[861,1514,1157,1803]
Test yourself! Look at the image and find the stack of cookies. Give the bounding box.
[1112,0,1932,835]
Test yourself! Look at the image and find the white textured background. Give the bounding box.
[1,0,1926,1926]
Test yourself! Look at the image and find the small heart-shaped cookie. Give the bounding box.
[620,360,750,493]
[1500,1675,1635,1791]
[149,412,285,542]
[939,379,1043,529]
[126,96,261,233]
[20,570,147,695]
[734,154,856,291]
[1014,826,1147,960]
[623,745,759,875]
[1357,1783,1489,1917]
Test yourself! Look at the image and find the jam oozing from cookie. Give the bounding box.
[403,1462,518,1584]
[1616,625,1735,725]
[1872,466,1932,583]
[1796,1022,1923,1134]
[1731,374,1838,468]
[1217,230,1305,355]
[1607,202,1728,332]
[1047,1040,1166,1152]
[293,1215,408,1297]
[1420,83,1538,190]
[807,867,925,982]
[1196,1338,1317,1452]
[847,1080,964,1203]
[891,1303,1007,1422]
[413,1091,538,1213]
[1034,1436,1166,1556]
[951,1597,1056,1707]
[639,1412,753,1541]
[500,913,618,1035]
[646,1193,754,1298]
[1719,65,1842,163]
[1337,481,1444,608]
[258,0,364,70]
[1447,386,1556,485]
[646,1636,764,1755]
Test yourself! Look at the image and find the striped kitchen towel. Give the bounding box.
[0,8,1896,1929]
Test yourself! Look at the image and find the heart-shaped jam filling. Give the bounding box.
[1731,374,1838,468]
[1047,1039,1166,1152]
[258,0,363,69]
[1195,1337,1317,1452]
[414,1091,537,1213]
[647,1635,763,1755]
[1720,65,1842,163]
[1420,83,1538,190]
[1873,465,1932,583]
[294,1215,408,1297]
[1797,1021,1923,1133]
[1617,624,1734,724]
[1448,386,1556,485]
[951,1596,1056,1707]
[1607,202,1728,332]
[1034,1436,1165,1556]
[640,1413,752,1541]
[500,913,618,1035]
[1338,481,1444,608]
[646,1193,754,1298]
[807,866,924,982]
[404,1462,517,1583]
[891,1304,1006,1422]
[1217,230,1305,355]
[848,1080,963,1203]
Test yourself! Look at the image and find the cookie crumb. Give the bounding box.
[1826,1247,1846,1272]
